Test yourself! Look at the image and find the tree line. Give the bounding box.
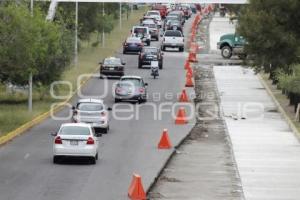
[0,1,130,93]
[231,0,300,118]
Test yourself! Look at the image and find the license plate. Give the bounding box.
[70,140,78,145]
[109,67,114,70]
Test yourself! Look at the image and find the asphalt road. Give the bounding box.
[0,17,195,200]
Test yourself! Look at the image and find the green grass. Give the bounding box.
[261,73,300,134]
[0,8,146,135]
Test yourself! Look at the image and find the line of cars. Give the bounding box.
[52,3,198,164]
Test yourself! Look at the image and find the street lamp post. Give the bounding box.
[119,2,122,29]
[75,1,78,66]
[28,0,34,112]
[102,2,105,48]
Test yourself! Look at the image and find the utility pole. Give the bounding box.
[74,1,78,66]
[102,2,105,48]
[28,0,34,112]
[119,2,122,29]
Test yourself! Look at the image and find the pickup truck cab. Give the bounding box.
[217,33,246,59]
[161,30,184,52]
[131,26,151,46]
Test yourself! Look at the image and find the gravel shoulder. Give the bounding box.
[148,14,244,200]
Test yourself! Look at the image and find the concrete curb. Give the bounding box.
[257,73,300,138]
[0,67,99,146]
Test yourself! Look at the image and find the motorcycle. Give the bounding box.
[150,60,159,79]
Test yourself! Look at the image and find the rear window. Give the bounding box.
[104,58,121,65]
[143,48,158,53]
[164,31,182,37]
[127,38,141,43]
[147,11,159,16]
[120,78,141,86]
[77,103,104,111]
[59,126,90,136]
[143,23,156,28]
[134,27,147,34]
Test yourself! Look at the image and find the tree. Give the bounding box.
[0,4,72,88]
[237,0,300,81]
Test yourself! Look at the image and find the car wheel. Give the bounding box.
[138,61,142,69]
[221,46,232,59]
[53,156,59,164]
[123,49,126,54]
[95,153,99,160]
[179,47,184,52]
[156,37,159,41]
[90,157,96,165]
[147,41,150,46]
[103,127,109,134]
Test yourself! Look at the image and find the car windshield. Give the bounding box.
[103,58,121,65]
[134,28,146,34]
[164,31,182,37]
[143,48,157,53]
[120,79,141,86]
[77,103,104,111]
[59,126,90,136]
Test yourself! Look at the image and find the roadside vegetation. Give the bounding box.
[0,1,146,135]
[227,0,300,125]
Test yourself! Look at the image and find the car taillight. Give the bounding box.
[54,136,62,144]
[139,88,145,93]
[86,137,95,145]
[100,111,106,117]
[116,87,122,93]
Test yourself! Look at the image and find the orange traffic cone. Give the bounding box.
[188,52,197,63]
[179,89,189,102]
[128,174,146,200]
[186,70,193,79]
[158,129,172,149]
[175,107,188,124]
[186,66,193,77]
[184,60,190,70]
[185,76,194,87]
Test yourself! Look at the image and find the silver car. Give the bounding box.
[72,99,111,133]
[114,76,148,103]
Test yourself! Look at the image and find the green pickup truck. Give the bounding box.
[217,34,246,59]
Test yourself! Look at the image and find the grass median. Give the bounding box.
[261,73,300,134]
[0,7,146,136]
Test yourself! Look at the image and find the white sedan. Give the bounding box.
[52,123,100,164]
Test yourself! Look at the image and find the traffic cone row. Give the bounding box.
[127,11,205,200]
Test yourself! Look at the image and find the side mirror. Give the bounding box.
[51,132,57,137]
[144,83,148,86]
[107,107,112,111]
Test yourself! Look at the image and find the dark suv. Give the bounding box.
[138,47,163,69]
